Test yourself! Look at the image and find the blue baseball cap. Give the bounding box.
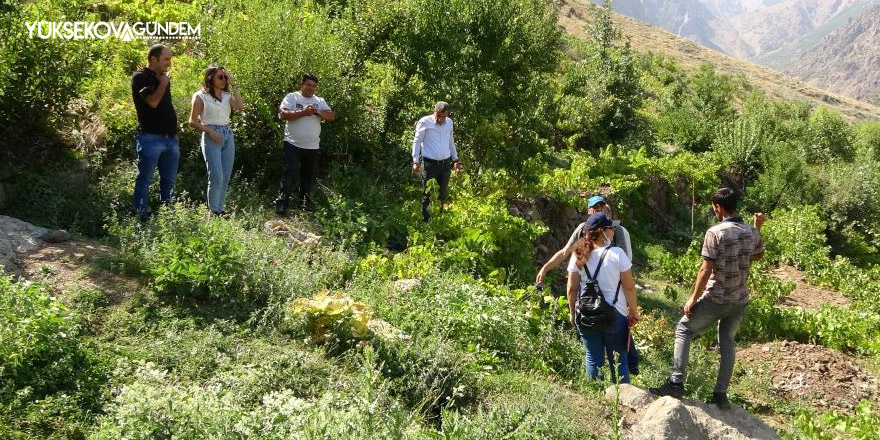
[585,212,620,230]
[587,196,606,208]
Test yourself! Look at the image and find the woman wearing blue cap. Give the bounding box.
[567,212,640,382]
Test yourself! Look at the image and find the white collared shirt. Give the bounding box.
[412,114,458,163]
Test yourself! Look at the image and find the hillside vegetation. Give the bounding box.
[577,0,880,105]
[1,0,880,439]
[560,0,880,121]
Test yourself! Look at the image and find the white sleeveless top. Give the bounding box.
[193,90,231,126]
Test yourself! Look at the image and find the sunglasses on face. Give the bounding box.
[216,75,228,80]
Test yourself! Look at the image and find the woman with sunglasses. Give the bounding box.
[567,212,640,383]
[188,65,244,216]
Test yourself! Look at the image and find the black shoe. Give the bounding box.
[710,392,731,410]
[275,198,289,215]
[650,380,685,398]
[629,364,640,376]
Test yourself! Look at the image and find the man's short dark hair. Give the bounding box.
[147,44,168,62]
[434,101,450,113]
[711,187,739,213]
[301,73,319,84]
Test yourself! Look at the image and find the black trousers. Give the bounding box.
[279,142,319,204]
[421,159,452,221]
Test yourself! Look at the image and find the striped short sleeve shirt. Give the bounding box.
[701,218,764,304]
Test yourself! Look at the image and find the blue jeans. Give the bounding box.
[201,125,235,213]
[133,133,180,218]
[578,309,631,383]
[670,298,748,394]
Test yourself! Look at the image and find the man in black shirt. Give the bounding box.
[131,44,179,221]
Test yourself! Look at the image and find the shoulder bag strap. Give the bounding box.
[611,280,621,305]
[588,245,612,281]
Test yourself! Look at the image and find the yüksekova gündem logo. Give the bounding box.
[26,21,201,41]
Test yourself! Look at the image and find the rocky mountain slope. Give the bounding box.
[559,0,880,120]
[583,0,752,56]
[582,0,880,103]
[785,4,880,104]
[731,0,865,59]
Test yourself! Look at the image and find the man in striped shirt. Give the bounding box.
[651,187,765,410]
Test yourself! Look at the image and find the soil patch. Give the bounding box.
[739,341,878,414]
[771,265,851,309]
[18,239,143,305]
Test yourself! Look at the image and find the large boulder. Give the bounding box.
[0,215,50,272]
[634,397,702,440]
[605,384,780,440]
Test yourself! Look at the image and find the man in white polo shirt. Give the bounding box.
[412,101,463,221]
[275,74,336,213]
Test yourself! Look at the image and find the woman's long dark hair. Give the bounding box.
[201,65,227,101]
[573,227,605,269]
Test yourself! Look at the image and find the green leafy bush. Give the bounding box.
[654,63,739,152]
[0,1,98,158]
[854,121,880,160]
[108,205,349,324]
[822,160,880,257]
[741,301,880,355]
[791,400,880,440]
[759,205,829,270]
[90,354,420,440]
[0,276,106,439]
[349,273,582,376]
[803,106,855,163]
[1,276,79,396]
[740,141,821,215]
[648,238,703,285]
[555,2,646,150]
[146,208,246,299]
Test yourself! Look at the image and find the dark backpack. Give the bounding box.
[576,246,621,332]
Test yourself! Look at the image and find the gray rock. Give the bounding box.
[0,215,49,272]
[393,278,421,293]
[631,396,701,440]
[608,386,780,440]
[42,229,72,243]
[605,384,656,410]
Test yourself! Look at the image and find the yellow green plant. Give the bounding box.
[288,290,372,345]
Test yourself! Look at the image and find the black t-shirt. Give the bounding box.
[131,67,177,136]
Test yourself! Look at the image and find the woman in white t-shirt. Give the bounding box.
[188,66,244,215]
[567,212,640,383]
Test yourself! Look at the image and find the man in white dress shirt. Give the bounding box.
[411,101,463,221]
